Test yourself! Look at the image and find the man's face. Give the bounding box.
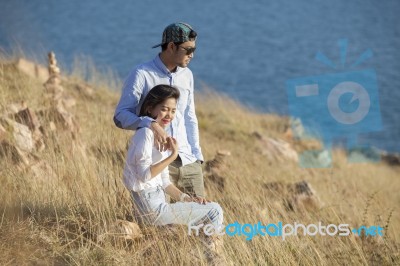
[172,40,196,68]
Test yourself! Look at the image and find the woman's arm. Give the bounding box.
[164,184,191,202]
[150,136,178,178]
[128,130,177,183]
[164,184,209,204]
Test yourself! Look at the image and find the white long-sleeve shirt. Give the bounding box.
[113,54,203,164]
[123,127,172,192]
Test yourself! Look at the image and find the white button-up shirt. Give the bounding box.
[114,54,203,165]
[123,127,172,191]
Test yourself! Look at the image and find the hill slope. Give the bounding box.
[0,54,399,265]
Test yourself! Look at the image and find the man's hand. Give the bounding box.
[151,122,168,151]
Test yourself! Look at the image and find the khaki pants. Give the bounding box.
[169,159,205,197]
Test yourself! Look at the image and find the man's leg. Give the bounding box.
[180,161,205,197]
[168,159,181,188]
[169,158,205,198]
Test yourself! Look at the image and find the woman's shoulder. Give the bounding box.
[131,127,154,143]
[133,127,154,141]
[127,128,154,152]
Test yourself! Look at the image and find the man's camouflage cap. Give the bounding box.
[152,22,196,48]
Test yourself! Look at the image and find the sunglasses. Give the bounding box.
[178,45,196,55]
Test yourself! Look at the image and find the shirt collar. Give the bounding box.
[154,54,182,75]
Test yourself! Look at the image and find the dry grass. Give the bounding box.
[0,51,399,265]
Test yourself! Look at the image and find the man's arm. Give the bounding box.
[113,69,154,130]
[114,68,168,150]
[184,75,204,161]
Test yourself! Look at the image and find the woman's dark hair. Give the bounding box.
[139,85,180,118]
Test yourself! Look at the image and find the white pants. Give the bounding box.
[130,186,223,228]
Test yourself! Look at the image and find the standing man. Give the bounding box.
[114,22,205,199]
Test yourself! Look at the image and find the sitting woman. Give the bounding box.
[122,84,224,262]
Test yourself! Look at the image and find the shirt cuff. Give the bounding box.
[193,151,204,162]
[138,116,155,128]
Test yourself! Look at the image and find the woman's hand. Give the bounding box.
[151,122,168,152]
[183,195,194,202]
[192,196,210,205]
[150,138,178,179]
[167,137,178,160]
[181,195,210,204]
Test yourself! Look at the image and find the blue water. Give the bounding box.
[1,0,400,152]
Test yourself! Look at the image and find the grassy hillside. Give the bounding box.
[0,52,399,265]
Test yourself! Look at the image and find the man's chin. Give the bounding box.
[178,62,189,68]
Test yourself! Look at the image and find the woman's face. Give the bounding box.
[149,98,177,128]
